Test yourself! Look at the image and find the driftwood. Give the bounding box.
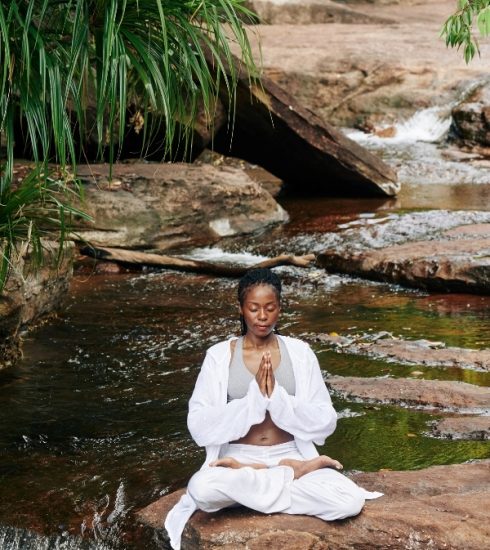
[79,245,315,277]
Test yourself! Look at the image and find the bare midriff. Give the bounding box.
[230,414,294,445]
[229,336,294,446]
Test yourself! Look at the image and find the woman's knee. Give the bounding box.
[335,491,365,519]
[187,470,214,508]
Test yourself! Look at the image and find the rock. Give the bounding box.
[317,221,490,294]
[194,149,284,197]
[0,242,74,369]
[315,333,490,371]
[74,163,288,250]
[213,60,399,196]
[244,0,394,25]
[451,82,490,146]
[430,416,490,440]
[238,1,490,127]
[136,460,490,549]
[327,375,490,412]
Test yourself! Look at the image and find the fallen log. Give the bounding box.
[79,245,315,277]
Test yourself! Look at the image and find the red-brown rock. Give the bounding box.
[136,460,490,549]
[317,223,490,294]
[327,375,490,412]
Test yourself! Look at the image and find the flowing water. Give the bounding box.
[1,110,490,548]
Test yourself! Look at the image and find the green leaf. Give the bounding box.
[477,6,490,35]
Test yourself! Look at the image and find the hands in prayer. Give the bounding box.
[255,351,275,397]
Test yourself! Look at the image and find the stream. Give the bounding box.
[1,110,490,549]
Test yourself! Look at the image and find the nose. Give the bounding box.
[258,308,267,320]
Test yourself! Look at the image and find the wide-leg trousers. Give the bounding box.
[187,441,368,521]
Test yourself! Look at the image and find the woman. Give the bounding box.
[165,268,381,549]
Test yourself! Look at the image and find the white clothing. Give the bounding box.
[165,336,382,550]
[188,440,369,520]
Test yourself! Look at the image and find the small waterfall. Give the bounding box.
[347,106,452,145]
[183,246,269,265]
[344,99,490,185]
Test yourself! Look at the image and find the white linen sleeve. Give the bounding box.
[266,344,337,445]
[187,351,269,447]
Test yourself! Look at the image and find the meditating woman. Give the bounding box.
[165,268,382,549]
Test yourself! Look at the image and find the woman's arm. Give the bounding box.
[187,350,269,447]
[267,344,337,445]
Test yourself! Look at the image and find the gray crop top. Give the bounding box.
[227,336,296,400]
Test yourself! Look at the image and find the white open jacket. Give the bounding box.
[165,335,338,549]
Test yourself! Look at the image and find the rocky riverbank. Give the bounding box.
[0,243,74,370]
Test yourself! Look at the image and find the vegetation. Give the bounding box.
[0,0,258,290]
[441,0,490,63]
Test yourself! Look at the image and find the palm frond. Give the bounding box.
[0,0,259,288]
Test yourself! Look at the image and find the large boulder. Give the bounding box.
[451,82,490,146]
[136,460,490,549]
[75,163,288,250]
[213,62,399,196]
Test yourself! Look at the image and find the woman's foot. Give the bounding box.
[209,457,267,470]
[279,455,343,479]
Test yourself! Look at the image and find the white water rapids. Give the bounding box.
[345,104,490,185]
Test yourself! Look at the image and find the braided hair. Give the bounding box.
[238,268,282,335]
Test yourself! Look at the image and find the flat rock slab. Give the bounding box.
[317,222,490,294]
[75,163,288,250]
[315,333,490,371]
[136,460,490,549]
[327,375,490,413]
[241,1,490,127]
[430,416,490,440]
[245,0,393,25]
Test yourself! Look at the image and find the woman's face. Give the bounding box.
[240,284,281,338]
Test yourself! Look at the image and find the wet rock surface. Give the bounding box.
[75,163,288,250]
[317,220,490,294]
[136,460,490,550]
[315,333,490,371]
[0,243,74,369]
[327,375,490,412]
[452,81,490,147]
[430,416,490,441]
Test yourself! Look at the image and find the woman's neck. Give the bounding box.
[243,332,277,350]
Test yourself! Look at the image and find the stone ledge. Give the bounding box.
[136,460,490,549]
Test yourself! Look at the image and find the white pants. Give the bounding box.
[187,441,369,521]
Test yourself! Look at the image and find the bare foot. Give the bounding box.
[279,455,343,479]
[209,457,267,470]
